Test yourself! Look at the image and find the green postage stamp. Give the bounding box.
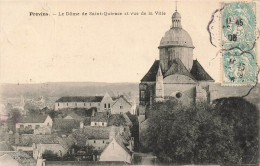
[221,1,257,86]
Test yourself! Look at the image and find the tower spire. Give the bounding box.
[175,1,177,12]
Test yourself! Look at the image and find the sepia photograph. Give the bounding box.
[0,0,259,165]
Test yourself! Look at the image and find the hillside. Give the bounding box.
[0,82,139,99]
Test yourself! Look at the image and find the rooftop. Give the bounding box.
[73,126,121,140]
[18,134,59,146]
[0,151,36,164]
[141,59,214,82]
[190,60,214,81]
[19,114,49,123]
[56,96,104,103]
[91,112,108,122]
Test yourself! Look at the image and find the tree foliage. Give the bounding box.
[142,98,258,165]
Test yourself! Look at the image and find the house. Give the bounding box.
[12,134,76,159]
[111,96,133,114]
[33,135,76,159]
[100,92,114,113]
[99,136,132,163]
[54,96,103,111]
[90,112,108,127]
[16,115,52,135]
[0,151,36,166]
[72,126,127,151]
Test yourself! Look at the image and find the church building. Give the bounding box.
[139,8,214,118]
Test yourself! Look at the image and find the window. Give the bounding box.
[28,125,32,129]
[103,140,105,144]
[176,92,182,99]
[94,140,96,143]
[98,103,100,106]
[141,91,145,99]
[67,103,68,106]
[20,125,24,128]
[95,123,97,126]
[102,122,104,126]
[108,104,110,108]
[90,103,92,106]
[104,104,106,108]
[75,103,77,106]
[120,106,123,109]
[36,125,40,129]
[58,103,59,106]
[47,123,50,126]
[84,103,86,106]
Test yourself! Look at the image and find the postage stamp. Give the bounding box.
[221,1,257,86]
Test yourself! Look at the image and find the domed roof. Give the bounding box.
[159,28,194,48]
[172,11,181,18]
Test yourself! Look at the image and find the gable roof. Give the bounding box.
[190,60,214,81]
[91,112,108,122]
[164,58,195,79]
[64,112,84,121]
[19,114,49,123]
[56,96,103,102]
[0,154,19,166]
[101,135,131,157]
[141,59,214,82]
[0,151,36,165]
[114,135,131,155]
[18,134,59,146]
[112,96,132,107]
[141,60,160,82]
[57,135,76,150]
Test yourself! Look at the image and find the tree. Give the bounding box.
[142,99,251,165]
[42,150,60,161]
[212,97,259,164]
[7,108,22,131]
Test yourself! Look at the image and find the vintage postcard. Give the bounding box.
[0,0,259,165]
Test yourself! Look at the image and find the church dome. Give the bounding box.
[159,28,194,48]
[172,11,181,18]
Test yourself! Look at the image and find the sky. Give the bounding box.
[0,0,259,83]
